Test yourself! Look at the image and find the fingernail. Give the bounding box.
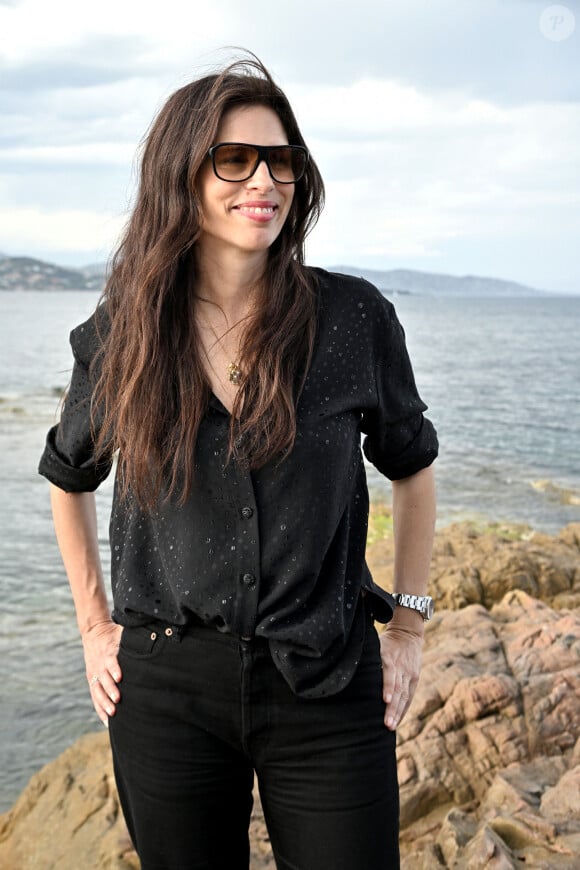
[386,694,392,703]
[107,707,114,716]
[387,717,394,729]
[113,673,121,681]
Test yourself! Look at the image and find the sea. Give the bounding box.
[0,289,579,812]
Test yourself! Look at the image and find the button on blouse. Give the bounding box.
[38,268,438,698]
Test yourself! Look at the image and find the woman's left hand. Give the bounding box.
[379,625,423,730]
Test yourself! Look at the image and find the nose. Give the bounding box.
[247,158,274,190]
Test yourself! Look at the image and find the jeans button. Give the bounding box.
[241,506,254,519]
[242,572,256,588]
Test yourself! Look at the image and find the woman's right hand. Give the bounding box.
[81,620,123,726]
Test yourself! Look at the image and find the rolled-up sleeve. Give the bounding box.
[38,323,113,492]
[361,300,438,480]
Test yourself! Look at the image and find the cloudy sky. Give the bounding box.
[1,0,579,293]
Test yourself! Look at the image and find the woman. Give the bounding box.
[39,55,438,870]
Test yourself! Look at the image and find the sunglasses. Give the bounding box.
[208,142,309,184]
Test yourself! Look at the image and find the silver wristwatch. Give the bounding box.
[392,593,434,621]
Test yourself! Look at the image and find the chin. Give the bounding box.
[239,232,281,253]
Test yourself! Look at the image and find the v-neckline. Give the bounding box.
[209,390,237,418]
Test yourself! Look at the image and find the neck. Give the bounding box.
[194,245,266,320]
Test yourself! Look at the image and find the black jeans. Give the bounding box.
[108,615,400,870]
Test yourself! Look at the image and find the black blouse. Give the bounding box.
[39,268,438,698]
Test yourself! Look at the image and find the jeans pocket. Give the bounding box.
[119,625,167,660]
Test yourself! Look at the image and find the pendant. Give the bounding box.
[227,362,243,385]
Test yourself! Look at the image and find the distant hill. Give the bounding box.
[81,262,109,279]
[0,254,549,297]
[330,265,548,297]
[0,257,104,291]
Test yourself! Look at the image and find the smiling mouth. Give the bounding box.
[235,205,277,215]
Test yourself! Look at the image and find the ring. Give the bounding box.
[90,675,99,687]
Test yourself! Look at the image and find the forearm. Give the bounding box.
[49,484,111,635]
[378,464,435,728]
[389,464,436,633]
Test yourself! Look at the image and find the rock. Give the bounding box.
[461,824,517,869]
[397,590,580,868]
[0,732,136,870]
[0,732,275,870]
[436,808,477,866]
[2,513,580,869]
[366,508,580,611]
[539,767,580,827]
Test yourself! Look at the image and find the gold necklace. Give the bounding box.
[196,311,244,386]
[226,361,243,386]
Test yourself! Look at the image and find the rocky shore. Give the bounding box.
[1,511,579,869]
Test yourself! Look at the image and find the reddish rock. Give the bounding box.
[398,591,580,867]
[366,512,580,611]
[2,515,579,869]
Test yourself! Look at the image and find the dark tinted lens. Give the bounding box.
[213,144,257,180]
[268,146,306,182]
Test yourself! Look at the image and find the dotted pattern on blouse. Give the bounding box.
[39,268,438,698]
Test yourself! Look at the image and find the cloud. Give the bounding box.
[0,0,227,64]
[0,0,577,290]
[236,0,580,104]
[0,143,136,166]
[2,0,578,103]
[0,35,156,92]
[0,205,126,254]
[289,80,507,143]
[302,82,580,286]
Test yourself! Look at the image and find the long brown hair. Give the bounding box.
[92,54,325,508]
